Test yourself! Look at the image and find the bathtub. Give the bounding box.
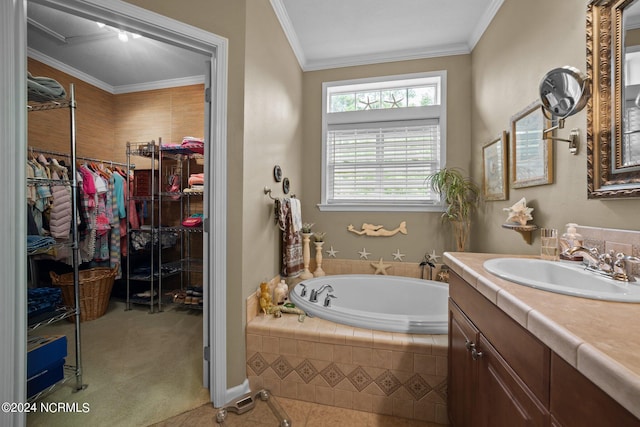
[288,274,448,334]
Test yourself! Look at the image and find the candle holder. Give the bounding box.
[300,232,314,279]
[313,241,325,277]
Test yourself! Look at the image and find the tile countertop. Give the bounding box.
[443,252,640,420]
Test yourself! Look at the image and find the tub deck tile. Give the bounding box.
[372,331,396,350]
[352,328,374,346]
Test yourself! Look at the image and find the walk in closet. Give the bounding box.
[21,2,216,424]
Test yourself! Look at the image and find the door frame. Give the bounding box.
[1,1,234,424]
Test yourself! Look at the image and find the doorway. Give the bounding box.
[1,0,229,425]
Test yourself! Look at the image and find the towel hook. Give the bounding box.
[264,187,278,201]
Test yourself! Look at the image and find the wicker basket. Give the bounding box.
[50,265,117,322]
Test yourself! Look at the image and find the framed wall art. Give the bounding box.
[510,101,553,188]
[482,131,508,200]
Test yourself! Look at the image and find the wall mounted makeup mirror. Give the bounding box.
[539,66,590,155]
[587,0,640,198]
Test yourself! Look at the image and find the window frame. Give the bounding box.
[319,71,447,212]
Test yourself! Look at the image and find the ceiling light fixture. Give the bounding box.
[96,21,140,42]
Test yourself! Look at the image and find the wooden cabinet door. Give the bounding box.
[550,353,640,427]
[476,335,549,427]
[448,300,479,427]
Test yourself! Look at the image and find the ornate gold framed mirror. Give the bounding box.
[587,0,640,198]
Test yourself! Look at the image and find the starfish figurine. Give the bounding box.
[326,246,339,258]
[371,257,392,275]
[358,96,377,110]
[385,94,404,108]
[358,248,371,260]
[426,250,440,264]
[392,249,405,261]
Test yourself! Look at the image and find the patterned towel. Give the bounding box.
[276,198,303,278]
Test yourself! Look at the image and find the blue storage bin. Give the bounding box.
[27,335,67,378]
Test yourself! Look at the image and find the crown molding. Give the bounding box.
[270,0,306,69]
[467,0,505,50]
[303,43,471,72]
[112,76,205,94]
[28,47,114,92]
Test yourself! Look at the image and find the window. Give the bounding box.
[320,71,447,211]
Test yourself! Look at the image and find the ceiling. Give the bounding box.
[274,0,504,71]
[27,0,504,93]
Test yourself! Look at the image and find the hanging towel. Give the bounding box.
[289,197,302,233]
[277,198,304,278]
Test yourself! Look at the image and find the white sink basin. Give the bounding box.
[483,258,640,303]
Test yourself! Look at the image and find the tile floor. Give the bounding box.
[151,396,448,426]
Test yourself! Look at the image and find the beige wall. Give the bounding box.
[241,0,303,382]
[470,0,640,256]
[301,56,472,263]
[124,0,303,387]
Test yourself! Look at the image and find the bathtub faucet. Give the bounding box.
[298,283,308,297]
[323,294,336,307]
[309,285,333,302]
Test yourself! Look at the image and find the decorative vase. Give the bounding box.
[300,233,314,279]
[313,241,325,277]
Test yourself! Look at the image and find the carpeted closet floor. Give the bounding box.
[27,300,209,427]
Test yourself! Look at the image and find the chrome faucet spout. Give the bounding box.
[309,284,334,303]
[567,245,600,267]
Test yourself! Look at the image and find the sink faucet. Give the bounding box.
[566,246,600,268]
[309,284,333,302]
[567,246,639,282]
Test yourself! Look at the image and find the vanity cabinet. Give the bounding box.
[448,272,549,427]
[448,270,640,427]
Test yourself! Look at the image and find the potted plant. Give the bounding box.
[425,167,480,251]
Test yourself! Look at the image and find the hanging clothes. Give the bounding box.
[48,170,72,239]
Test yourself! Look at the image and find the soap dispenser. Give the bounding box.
[559,223,584,260]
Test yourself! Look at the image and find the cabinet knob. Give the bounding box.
[471,347,483,360]
[465,339,483,360]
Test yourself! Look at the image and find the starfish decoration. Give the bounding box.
[426,250,440,264]
[385,94,404,108]
[358,248,371,260]
[392,249,405,261]
[326,246,339,258]
[358,96,377,110]
[371,257,392,275]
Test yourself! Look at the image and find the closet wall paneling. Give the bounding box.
[27,59,116,161]
[115,85,205,170]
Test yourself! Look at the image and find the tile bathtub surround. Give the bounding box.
[315,258,446,279]
[246,314,449,424]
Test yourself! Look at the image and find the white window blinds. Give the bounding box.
[326,120,440,204]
